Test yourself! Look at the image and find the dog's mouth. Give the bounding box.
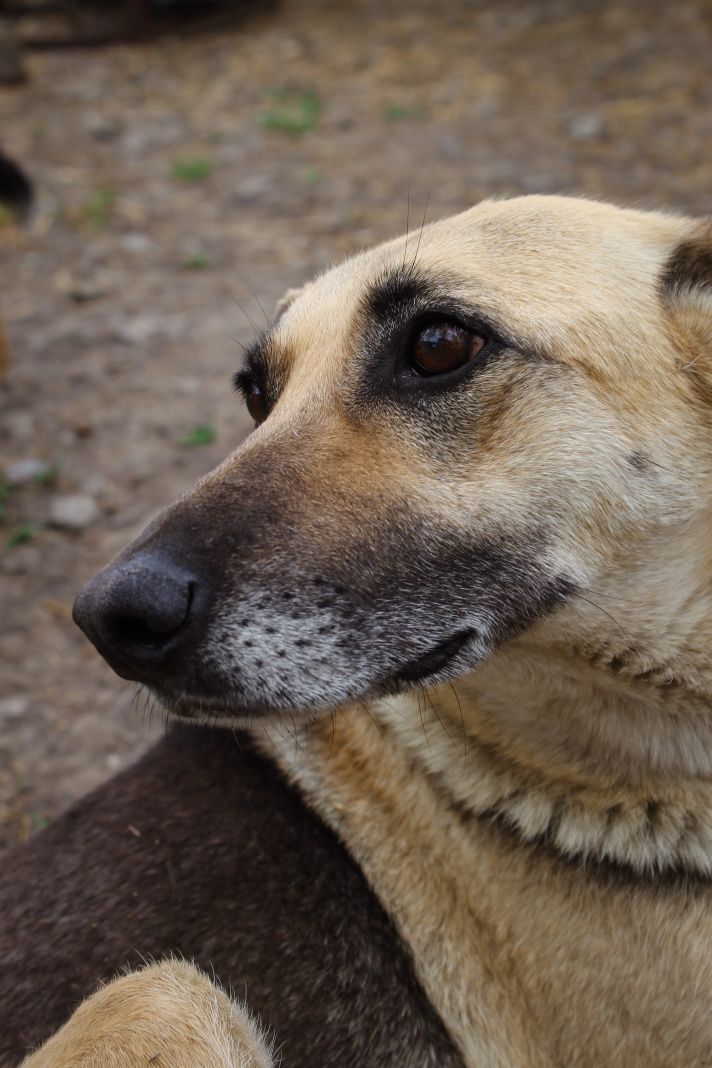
[389,628,477,686]
[147,629,478,723]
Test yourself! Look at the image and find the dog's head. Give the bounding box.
[74,196,712,722]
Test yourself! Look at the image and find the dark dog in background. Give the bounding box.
[0,726,460,1066]
[0,149,32,377]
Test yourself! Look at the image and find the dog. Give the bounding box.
[10,193,712,1065]
[0,149,33,377]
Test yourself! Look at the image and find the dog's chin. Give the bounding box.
[149,689,278,728]
[148,628,481,728]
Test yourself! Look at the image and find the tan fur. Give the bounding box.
[31,196,712,1064]
[21,960,274,1068]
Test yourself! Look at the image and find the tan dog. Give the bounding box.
[27,195,712,1065]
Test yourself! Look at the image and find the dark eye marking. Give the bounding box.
[356,265,519,406]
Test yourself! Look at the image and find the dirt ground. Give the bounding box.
[1,0,711,851]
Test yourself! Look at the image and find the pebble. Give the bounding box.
[3,410,36,443]
[82,112,123,141]
[0,695,29,720]
[566,112,604,141]
[119,232,155,255]
[234,174,272,203]
[49,494,100,531]
[112,315,187,346]
[4,458,52,486]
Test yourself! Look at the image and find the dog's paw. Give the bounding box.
[21,959,274,1068]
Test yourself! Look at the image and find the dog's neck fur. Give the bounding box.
[376,589,712,876]
[263,527,712,877]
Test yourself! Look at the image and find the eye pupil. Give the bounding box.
[411,322,484,376]
[245,382,267,424]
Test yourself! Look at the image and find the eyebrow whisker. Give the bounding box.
[222,329,248,355]
[402,186,412,271]
[237,272,271,329]
[230,292,261,337]
[409,190,431,276]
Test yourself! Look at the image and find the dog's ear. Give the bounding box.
[660,220,712,350]
[275,285,305,319]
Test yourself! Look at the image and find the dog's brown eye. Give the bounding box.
[411,322,485,376]
[245,382,267,424]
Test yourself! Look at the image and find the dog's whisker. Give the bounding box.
[360,697,385,738]
[285,711,306,758]
[409,190,430,275]
[128,686,142,720]
[401,186,411,271]
[261,725,281,758]
[416,688,431,749]
[230,292,260,337]
[448,682,467,763]
[222,328,248,355]
[576,593,631,641]
[236,273,271,329]
[424,688,454,746]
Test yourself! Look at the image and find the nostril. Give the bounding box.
[103,573,193,650]
[105,612,175,647]
[113,585,193,640]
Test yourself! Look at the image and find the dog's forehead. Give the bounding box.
[273,196,691,372]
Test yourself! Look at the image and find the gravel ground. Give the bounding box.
[1,0,711,850]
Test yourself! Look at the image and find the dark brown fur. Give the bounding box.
[0,727,461,1068]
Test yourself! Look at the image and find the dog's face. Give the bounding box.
[74,196,712,721]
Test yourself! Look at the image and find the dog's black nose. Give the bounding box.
[73,554,199,680]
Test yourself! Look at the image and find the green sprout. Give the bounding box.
[384,103,423,122]
[34,464,59,486]
[261,90,319,135]
[180,423,216,447]
[83,189,116,228]
[170,157,213,182]
[180,253,211,270]
[4,522,41,549]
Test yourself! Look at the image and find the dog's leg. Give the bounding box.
[20,960,274,1068]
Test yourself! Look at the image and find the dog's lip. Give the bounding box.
[392,628,476,684]
[132,631,478,721]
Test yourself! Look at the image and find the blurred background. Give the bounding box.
[0,0,711,850]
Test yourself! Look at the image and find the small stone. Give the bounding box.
[49,494,100,531]
[0,695,29,720]
[4,458,52,486]
[118,232,155,255]
[55,268,115,303]
[3,410,36,442]
[233,174,272,204]
[566,112,604,141]
[83,113,122,141]
[112,315,186,346]
[439,133,464,159]
[174,376,201,395]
